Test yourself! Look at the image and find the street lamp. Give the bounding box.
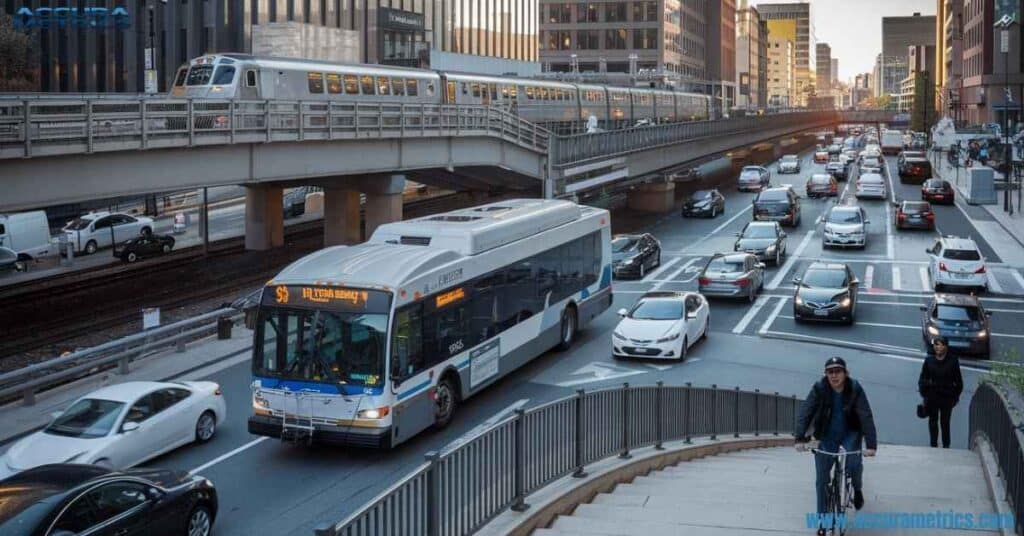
[994,14,1016,214]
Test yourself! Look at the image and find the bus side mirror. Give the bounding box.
[390,361,405,387]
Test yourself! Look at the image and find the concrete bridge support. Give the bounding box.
[244,185,284,251]
[627,182,676,213]
[362,175,406,240]
[323,186,361,247]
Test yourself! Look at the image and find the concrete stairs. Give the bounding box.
[533,445,999,536]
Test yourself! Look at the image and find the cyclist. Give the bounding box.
[794,357,877,535]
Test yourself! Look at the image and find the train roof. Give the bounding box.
[196,54,440,78]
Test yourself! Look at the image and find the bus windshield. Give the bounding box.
[256,308,388,387]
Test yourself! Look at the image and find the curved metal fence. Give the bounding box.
[315,382,800,536]
[969,382,1024,535]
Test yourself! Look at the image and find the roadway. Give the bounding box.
[78,146,1024,535]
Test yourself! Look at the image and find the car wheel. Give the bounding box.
[654,253,661,268]
[195,411,217,443]
[639,262,646,279]
[84,240,98,255]
[433,376,458,429]
[711,206,717,218]
[555,307,577,351]
[702,317,709,340]
[126,252,138,263]
[774,249,781,266]
[162,244,172,253]
[680,337,688,362]
[140,227,152,236]
[187,504,213,536]
[748,285,756,303]
[982,343,991,360]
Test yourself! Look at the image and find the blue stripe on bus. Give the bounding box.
[255,377,383,397]
[600,264,612,289]
[397,379,432,401]
[456,358,470,370]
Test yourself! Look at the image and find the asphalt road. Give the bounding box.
[134,144,1024,535]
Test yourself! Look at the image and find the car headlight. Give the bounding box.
[357,407,390,420]
[927,325,940,336]
[613,331,627,341]
[794,295,804,306]
[977,330,988,338]
[656,332,680,343]
[839,296,852,308]
[765,244,777,252]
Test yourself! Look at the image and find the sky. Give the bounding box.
[754,0,937,82]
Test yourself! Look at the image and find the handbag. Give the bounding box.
[916,402,928,419]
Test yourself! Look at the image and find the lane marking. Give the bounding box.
[684,203,751,252]
[758,296,789,335]
[1011,269,1024,293]
[987,270,1004,294]
[645,256,682,281]
[864,265,874,289]
[892,266,902,291]
[885,198,895,260]
[918,266,931,292]
[555,362,647,387]
[767,231,814,289]
[776,315,1024,338]
[732,295,771,334]
[856,299,1024,313]
[652,258,699,291]
[189,437,268,475]
[812,258,931,265]
[444,399,530,451]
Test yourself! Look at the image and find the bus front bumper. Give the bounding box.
[248,414,393,448]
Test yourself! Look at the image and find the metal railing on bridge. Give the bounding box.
[314,383,800,536]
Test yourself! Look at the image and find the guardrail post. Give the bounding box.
[264,100,271,142]
[620,382,632,459]
[22,100,32,157]
[754,389,760,437]
[118,354,130,375]
[425,450,441,536]
[85,99,93,153]
[21,387,35,407]
[774,391,780,436]
[573,389,587,478]
[655,381,664,450]
[792,394,798,433]
[734,386,741,438]
[710,384,718,440]
[141,100,148,150]
[230,102,236,144]
[176,327,187,353]
[511,408,529,511]
[326,102,333,139]
[298,100,304,141]
[187,99,195,146]
[684,382,692,444]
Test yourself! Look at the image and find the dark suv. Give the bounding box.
[898,152,932,183]
[752,187,802,227]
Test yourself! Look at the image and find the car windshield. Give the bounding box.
[742,225,777,239]
[741,170,761,178]
[756,190,788,202]
[257,308,388,387]
[943,248,982,261]
[691,190,713,200]
[631,300,684,320]
[782,155,797,162]
[801,269,847,288]
[903,202,930,213]
[827,209,862,224]
[935,305,981,322]
[45,398,125,439]
[706,258,745,272]
[811,176,832,184]
[64,217,94,231]
[925,180,945,188]
[612,237,638,253]
[742,166,763,172]
[860,175,883,184]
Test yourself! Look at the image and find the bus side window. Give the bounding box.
[245,70,257,87]
[423,294,470,364]
[391,305,423,378]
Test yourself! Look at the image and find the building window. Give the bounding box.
[604,3,626,22]
[605,28,627,49]
[633,28,657,49]
[577,3,599,23]
[632,1,657,22]
[578,30,600,50]
[548,3,570,23]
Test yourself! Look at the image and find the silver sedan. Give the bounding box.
[698,253,766,302]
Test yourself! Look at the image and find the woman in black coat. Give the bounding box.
[919,337,965,448]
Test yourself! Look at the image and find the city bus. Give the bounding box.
[248,199,613,448]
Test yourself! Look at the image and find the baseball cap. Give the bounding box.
[824,356,847,371]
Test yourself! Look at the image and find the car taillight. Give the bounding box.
[699,277,711,285]
[926,213,935,220]
[975,265,986,274]
[735,278,751,287]
[830,184,838,192]
[214,387,222,396]
[898,213,907,220]
[939,262,948,272]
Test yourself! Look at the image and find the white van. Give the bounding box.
[881,130,904,155]
[0,211,54,260]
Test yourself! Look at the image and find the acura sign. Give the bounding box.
[12,6,131,29]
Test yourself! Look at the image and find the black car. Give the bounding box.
[734,221,788,265]
[114,234,176,263]
[612,233,661,279]
[752,187,802,227]
[0,246,26,274]
[922,178,955,204]
[792,262,860,324]
[898,153,932,184]
[921,293,992,359]
[0,464,217,536]
[681,189,726,218]
[894,201,935,230]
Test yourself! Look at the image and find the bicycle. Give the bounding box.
[800,440,862,535]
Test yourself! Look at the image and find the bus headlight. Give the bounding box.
[358,406,391,420]
[253,392,269,409]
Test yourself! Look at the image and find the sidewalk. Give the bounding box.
[932,153,1024,266]
[0,329,252,447]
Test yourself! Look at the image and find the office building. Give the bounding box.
[736,0,768,110]
[938,0,964,118]
[757,2,814,106]
[6,0,540,93]
[959,0,1024,126]
[831,58,838,84]
[767,36,795,108]
[881,13,936,96]
[706,0,737,110]
[816,42,831,95]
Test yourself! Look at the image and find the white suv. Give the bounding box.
[926,236,988,291]
[63,212,155,255]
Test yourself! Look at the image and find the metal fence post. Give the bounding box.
[511,408,529,512]
[734,386,741,438]
[425,451,441,536]
[21,387,35,407]
[118,354,130,375]
[85,99,93,153]
[684,382,692,444]
[620,383,632,459]
[710,384,718,440]
[774,392,780,436]
[754,389,760,437]
[655,381,664,450]
[573,389,587,478]
[187,99,195,146]
[140,100,148,150]
[264,100,271,142]
[22,100,32,157]
[792,394,798,434]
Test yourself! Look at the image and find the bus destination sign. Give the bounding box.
[263,285,391,313]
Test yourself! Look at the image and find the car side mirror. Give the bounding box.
[756,262,766,269]
[686,310,698,319]
[146,487,163,500]
[925,247,934,254]
[734,232,741,237]
[779,232,787,238]
[919,305,927,311]
[864,220,871,225]
[792,277,801,285]
[50,411,63,421]
[122,421,140,433]
[986,311,993,317]
[617,308,629,317]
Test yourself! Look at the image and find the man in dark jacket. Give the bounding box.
[794,357,877,532]
[919,337,965,448]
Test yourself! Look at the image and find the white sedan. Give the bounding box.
[0,381,226,478]
[612,291,709,361]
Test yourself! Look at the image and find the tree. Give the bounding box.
[911,72,938,133]
[0,12,38,91]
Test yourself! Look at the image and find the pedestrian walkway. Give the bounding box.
[533,446,1003,535]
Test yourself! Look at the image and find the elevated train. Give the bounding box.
[170,54,714,133]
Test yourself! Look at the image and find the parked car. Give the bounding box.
[114,234,176,263]
[806,174,839,198]
[0,210,53,261]
[0,381,226,480]
[737,166,771,192]
[894,201,935,230]
[792,262,860,324]
[62,212,155,255]
[855,173,888,200]
[734,221,788,265]
[822,205,869,249]
[825,160,849,180]
[0,464,218,536]
[778,154,801,174]
[920,293,992,359]
[698,253,766,302]
[926,236,988,292]
[612,291,709,361]
[612,233,661,279]
[681,189,726,218]
[921,178,955,204]
[752,187,802,227]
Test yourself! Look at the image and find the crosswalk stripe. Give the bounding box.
[891,266,902,291]
[988,270,1004,294]
[1011,269,1024,293]
[918,266,931,291]
[864,265,874,289]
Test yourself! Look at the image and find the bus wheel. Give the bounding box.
[556,306,577,352]
[433,377,458,429]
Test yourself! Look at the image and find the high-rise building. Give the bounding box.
[938,0,964,119]
[959,0,1024,126]
[816,43,832,95]
[881,13,936,96]
[6,0,541,93]
[767,36,795,108]
[831,58,839,84]
[756,2,814,106]
[736,0,768,110]
[706,0,738,110]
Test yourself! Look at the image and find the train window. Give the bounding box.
[307,72,324,94]
[446,81,456,102]
[245,70,257,87]
[406,79,418,96]
[540,87,549,100]
[185,65,213,86]
[391,77,405,95]
[508,85,517,98]
[212,65,235,85]
[461,83,469,95]
[174,67,188,87]
[326,73,342,94]
[471,83,480,98]
[501,85,509,98]
[344,74,359,94]
[360,75,374,95]
[525,86,534,100]
[377,77,391,95]
[489,84,497,100]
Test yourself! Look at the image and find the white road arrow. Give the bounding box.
[555,362,647,387]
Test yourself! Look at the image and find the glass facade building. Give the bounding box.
[757,2,814,106]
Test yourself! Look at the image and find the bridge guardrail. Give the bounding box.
[314,382,800,536]
[0,307,242,407]
[969,382,1024,535]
